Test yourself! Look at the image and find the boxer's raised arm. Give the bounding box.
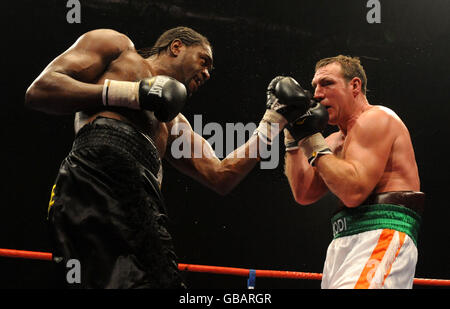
[164,76,314,195]
[25,29,133,114]
[314,109,395,207]
[283,130,340,205]
[164,114,261,196]
[284,149,329,205]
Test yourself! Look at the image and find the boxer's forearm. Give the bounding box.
[167,132,260,196]
[314,154,369,207]
[211,134,261,195]
[25,71,103,115]
[284,150,328,205]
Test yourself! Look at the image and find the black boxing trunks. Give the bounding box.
[47,117,184,289]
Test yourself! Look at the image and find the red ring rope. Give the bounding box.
[178,263,323,281]
[0,248,53,261]
[1,248,449,287]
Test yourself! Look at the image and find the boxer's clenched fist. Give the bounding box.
[255,76,313,144]
[102,75,187,122]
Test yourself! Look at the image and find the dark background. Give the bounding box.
[1,0,449,289]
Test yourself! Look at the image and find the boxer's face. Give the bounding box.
[312,62,354,125]
[177,43,213,94]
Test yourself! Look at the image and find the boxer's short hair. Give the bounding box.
[315,55,367,95]
[138,26,211,58]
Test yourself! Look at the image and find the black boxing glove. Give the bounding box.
[269,76,312,121]
[284,102,332,165]
[255,76,312,145]
[285,101,329,145]
[102,75,187,122]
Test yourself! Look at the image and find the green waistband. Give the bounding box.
[331,204,422,246]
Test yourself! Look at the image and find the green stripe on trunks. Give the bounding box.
[331,204,422,246]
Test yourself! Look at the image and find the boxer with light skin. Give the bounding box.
[283,55,424,289]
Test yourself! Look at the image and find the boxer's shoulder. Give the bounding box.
[360,105,410,138]
[74,29,135,55]
[79,29,132,43]
[361,105,402,124]
[348,105,398,136]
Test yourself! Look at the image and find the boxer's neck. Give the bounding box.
[145,54,181,81]
[338,95,371,136]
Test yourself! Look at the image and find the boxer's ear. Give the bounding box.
[350,77,362,97]
[169,39,183,57]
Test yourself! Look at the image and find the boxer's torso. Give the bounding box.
[325,105,420,194]
[74,48,172,158]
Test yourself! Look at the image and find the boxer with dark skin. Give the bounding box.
[25,28,259,194]
[25,27,310,288]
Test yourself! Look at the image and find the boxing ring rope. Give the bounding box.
[1,248,449,287]
[0,248,53,261]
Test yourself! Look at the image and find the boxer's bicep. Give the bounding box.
[165,115,260,195]
[343,111,394,197]
[25,30,133,114]
[46,29,132,82]
[165,116,224,190]
[48,49,106,83]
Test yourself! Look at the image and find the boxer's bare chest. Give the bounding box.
[75,50,169,157]
[326,131,345,158]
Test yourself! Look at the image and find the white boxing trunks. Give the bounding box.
[321,203,421,289]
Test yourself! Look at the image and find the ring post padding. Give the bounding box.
[247,269,256,289]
